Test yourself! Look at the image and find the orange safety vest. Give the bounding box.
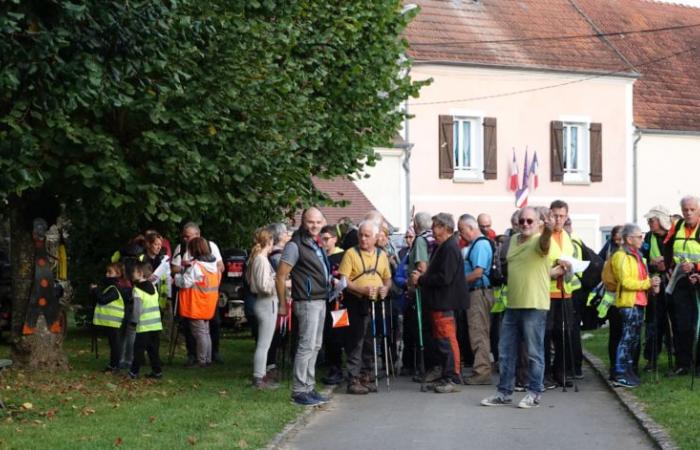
[179,262,222,320]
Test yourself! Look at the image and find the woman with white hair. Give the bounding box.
[610,223,660,388]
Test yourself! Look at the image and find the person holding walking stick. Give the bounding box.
[410,213,469,394]
[337,220,392,395]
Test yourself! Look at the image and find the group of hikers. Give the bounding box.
[90,194,700,408]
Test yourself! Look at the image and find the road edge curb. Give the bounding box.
[583,350,679,450]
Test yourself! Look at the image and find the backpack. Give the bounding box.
[601,257,618,293]
[466,236,504,287]
[572,238,604,290]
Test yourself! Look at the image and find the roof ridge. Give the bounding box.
[566,0,639,72]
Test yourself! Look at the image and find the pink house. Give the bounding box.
[400,0,640,247]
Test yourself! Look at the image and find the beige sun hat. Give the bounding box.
[644,205,671,230]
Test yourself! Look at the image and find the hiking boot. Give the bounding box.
[517,392,541,409]
[322,369,344,386]
[424,366,443,383]
[543,378,557,390]
[480,393,513,406]
[103,365,119,375]
[464,374,492,385]
[145,371,163,380]
[673,367,689,376]
[554,377,573,388]
[291,392,321,406]
[253,376,280,390]
[266,368,281,383]
[347,378,370,395]
[126,371,138,380]
[309,390,329,404]
[513,383,526,392]
[359,373,378,393]
[434,380,459,394]
[612,376,639,388]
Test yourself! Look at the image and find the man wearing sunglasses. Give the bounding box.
[482,206,553,409]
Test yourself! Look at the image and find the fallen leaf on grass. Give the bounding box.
[187,436,197,445]
[238,439,248,449]
[106,383,118,391]
[208,423,218,428]
[44,408,59,419]
[81,407,96,416]
[149,416,157,423]
[114,437,123,447]
[33,420,42,425]
[21,402,33,410]
[218,390,228,396]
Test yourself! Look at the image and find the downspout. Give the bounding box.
[632,128,642,224]
[402,98,414,232]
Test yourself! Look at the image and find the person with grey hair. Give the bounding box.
[410,213,469,393]
[666,195,700,375]
[641,205,672,372]
[609,223,660,388]
[458,213,496,385]
[408,211,440,383]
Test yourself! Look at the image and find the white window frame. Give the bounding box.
[560,116,591,185]
[450,113,484,183]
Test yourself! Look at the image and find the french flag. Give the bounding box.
[509,149,518,191]
[529,151,539,189]
[515,150,530,208]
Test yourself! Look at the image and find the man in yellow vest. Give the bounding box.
[642,205,672,372]
[668,196,700,376]
[544,200,577,388]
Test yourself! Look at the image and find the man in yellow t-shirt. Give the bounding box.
[338,220,392,394]
[482,206,552,409]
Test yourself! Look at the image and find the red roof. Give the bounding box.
[405,0,636,75]
[576,0,700,131]
[293,177,380,226]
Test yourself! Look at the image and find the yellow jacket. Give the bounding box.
[611,248,651,308]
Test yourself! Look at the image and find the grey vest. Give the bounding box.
[290,231,331,301]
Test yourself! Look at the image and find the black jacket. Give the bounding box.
[419,235,469,311]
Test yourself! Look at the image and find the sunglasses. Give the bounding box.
[518,218,535,225]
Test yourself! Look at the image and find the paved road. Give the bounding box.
[279,365,655,450]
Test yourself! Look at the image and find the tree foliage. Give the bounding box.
[1,0,423,258]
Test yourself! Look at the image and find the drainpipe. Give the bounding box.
[632,128,642,224]
[402,99,414,232]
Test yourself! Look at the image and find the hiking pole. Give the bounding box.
[563,298,579,392]
[370,299,380,393]
[381,298,391,391]
[388,296,395,378]
[559,282,569,392]
[651,286,660,384]
[279,315,288,386]
[168,291,180,364]
[416,289,427,392]
[691,286,700,390]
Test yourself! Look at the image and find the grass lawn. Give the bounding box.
[0,323,302,450]
[584,327,700,450]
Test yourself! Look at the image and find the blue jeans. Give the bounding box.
[497,308,547,396]
[615,306,644,376]
[292,300,326,395]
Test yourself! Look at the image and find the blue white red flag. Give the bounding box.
[509,149,519,192]
[529,151,539,189]
[515,150,529,208]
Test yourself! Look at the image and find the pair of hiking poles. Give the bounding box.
[369,298,393,392]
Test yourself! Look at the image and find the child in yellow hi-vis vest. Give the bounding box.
[127,262,163,380]
[91,262,128,373]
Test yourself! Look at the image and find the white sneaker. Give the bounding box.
[517,392,541,409]
[480,393,513,406]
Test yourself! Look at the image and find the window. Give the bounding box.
[562,122,590,184]
[452,117,483,182]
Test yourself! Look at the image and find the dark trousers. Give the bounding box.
[323,302,347,372]
[644,290,671,366]
[404,298,439,373]
[545,298,581,379]
[490,312,502,362]
[672,284,699,370]
[131,331,162,375]
[103,326,121,369]
[607,306,640,376]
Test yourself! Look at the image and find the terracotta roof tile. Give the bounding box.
[406,0,636,74]
[576,0,700,131]
[293,177,380,226]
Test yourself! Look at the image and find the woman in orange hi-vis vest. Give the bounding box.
[175,237,222,367]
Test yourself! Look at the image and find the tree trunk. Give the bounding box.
[9,207,68,371]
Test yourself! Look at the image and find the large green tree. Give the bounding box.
[0,1,424,367]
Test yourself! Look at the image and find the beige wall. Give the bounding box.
[636,132,700,227]
[407,64,634,249]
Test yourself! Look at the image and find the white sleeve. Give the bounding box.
[175,264,202,288]
[209,241,223,263]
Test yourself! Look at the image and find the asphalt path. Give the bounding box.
[279,365,655,450]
